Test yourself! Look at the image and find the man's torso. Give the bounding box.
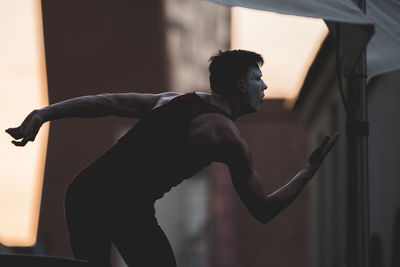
[71,92,236,201]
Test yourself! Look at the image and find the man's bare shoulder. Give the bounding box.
[189,113,243,148]
[151,92,181,110]
[189,113,251,165]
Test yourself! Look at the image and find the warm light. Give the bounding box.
[0,0,49,246]
[231,7,328,101]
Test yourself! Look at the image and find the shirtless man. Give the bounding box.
[6,49,338,267]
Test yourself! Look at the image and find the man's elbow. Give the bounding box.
[254,200,284,224]
[254,215,269,224]
[252,209,277,224]
[257,213,275,224]
[256,196,293,224]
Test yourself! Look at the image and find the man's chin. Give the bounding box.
[253,104,261,112]
[248,104,259,113]
[247,107,258,114]
[240,105,259,116]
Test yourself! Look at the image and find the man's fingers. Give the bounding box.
[308,136,329,164]
[12,138,28,147]
[320,136,330,149]
[5,127,23,139]
[10,130,35,146]
[330,132,340,145]
[323,133,340,155]
[309,134,340,164]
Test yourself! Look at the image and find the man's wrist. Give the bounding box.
[300,164,318,179]
[36,108,49,123]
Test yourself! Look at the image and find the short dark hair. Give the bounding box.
[209,49,263,96]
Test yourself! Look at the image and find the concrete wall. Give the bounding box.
[164,0,230,94]
[155,1,230,266]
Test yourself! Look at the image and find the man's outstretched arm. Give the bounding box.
[6,92,179,146]
[222,131,339,224]
[40,92,179,120]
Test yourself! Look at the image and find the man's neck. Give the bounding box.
[209,92,232,116]
[195,92,241,120]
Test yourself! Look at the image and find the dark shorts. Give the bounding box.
[64,165,176,267]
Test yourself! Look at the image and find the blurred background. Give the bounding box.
[1,0,400,267]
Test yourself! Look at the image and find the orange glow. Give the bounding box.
[231,7,328,101]
[0,0,49,246]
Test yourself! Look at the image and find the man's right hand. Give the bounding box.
[306,133,340,177]
[5,109,44,147]
[308,133,340,165]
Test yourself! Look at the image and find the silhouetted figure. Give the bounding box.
[6,50,338,267]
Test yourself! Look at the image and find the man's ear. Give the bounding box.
[237,78,246,93]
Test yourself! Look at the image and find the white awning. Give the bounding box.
[207,0,400,76]
[367,0,400,75]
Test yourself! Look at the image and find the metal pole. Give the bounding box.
[348,0,369,266]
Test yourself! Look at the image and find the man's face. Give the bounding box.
[239,66,268,113]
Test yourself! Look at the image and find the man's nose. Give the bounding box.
[262,80,268,90]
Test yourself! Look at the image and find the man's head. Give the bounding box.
[209,49,267,113]
[209,49,264,95]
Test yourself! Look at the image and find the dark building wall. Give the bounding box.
[212,99,310,267]
[368,69,400,267]
[294,36,350,267]
[294,33,400,267]
[38,0,168,257]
